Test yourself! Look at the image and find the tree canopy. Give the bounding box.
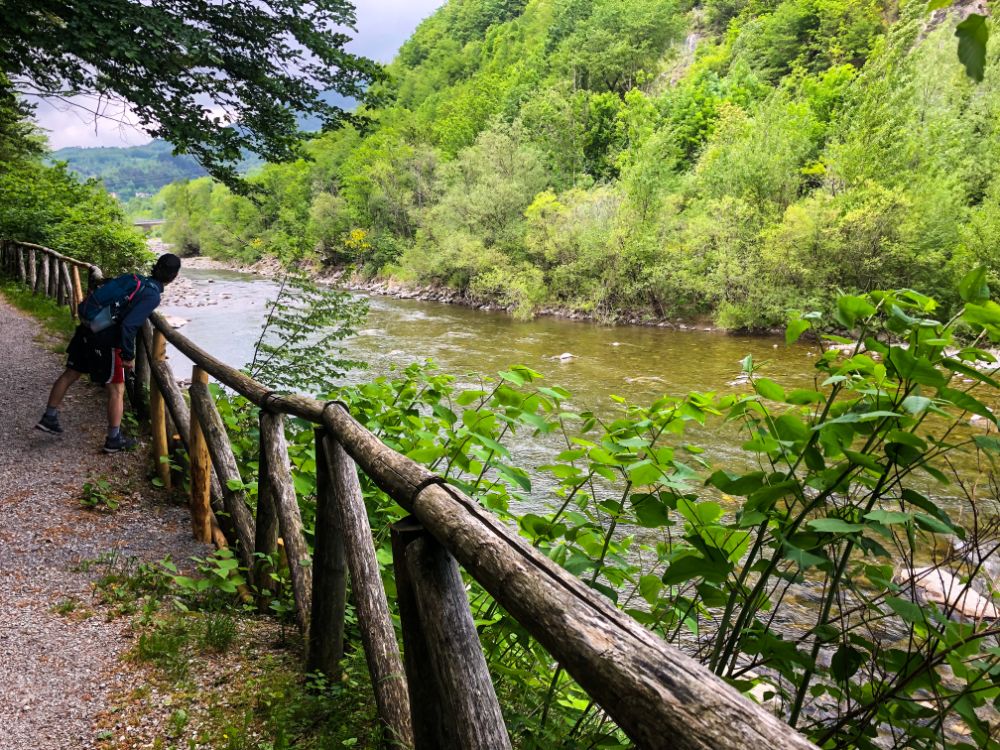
[0,0,380,188]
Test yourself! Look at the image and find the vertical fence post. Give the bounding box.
[391,518,449,749]
[254,410,279,599]
[259,410,313,637]
[37,253,49,297]
[188,382,256,570]
[404,527,511,750]
[307,428,348,678]
[16,246,26,283]
[59,261,72,309]
[319,437,414,748]
[54,260,63,305]
[70,265,83,318]
[27,247,36,290]
[189,366,213,543]
[46,254,56,299]
[133,333,149,419]
[148,328,171,490]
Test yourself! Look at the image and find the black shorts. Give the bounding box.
[66,325,124,385]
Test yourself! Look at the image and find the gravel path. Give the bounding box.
[0,296,209,749]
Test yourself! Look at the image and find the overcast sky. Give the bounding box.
[31,0,446,150]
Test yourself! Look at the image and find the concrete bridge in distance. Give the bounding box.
[133,219,165,233]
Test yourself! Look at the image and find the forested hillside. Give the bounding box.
[51,140,272,202]
[158,0,1000,328]
[51,140,205,200]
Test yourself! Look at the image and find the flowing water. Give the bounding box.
[160,267,822,482]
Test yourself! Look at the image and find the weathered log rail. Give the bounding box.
[0,238,818,750]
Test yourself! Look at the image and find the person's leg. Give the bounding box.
[46,368,82,409]
[37,368,82,433]
[106,382,125,431]
[102,349,136,453]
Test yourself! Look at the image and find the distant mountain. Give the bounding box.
[50,140,208,201]
[51,93,353,202]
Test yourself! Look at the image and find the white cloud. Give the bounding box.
[30,0,446,150]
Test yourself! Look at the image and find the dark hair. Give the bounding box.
[152,253,181,284]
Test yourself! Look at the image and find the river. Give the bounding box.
[159,267,824,477]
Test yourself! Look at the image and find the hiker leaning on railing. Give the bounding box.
[35,254,182,453]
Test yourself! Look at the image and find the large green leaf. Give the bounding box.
[957,14,989,82]
[836,295,876,328]
[959,266,990,304]
[807,518,865,534]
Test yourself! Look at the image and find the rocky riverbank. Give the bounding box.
[148,240,724,333]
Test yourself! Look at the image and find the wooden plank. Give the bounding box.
[392,518,449,750]
[307,428,348,678]
[149,330,171,490]
[320,437,413,748]
[189,366,213,543]
[189,380,257,572]
[259,411,312,637]
[406,531,510,750]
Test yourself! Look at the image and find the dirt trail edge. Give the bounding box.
[0,295,209,749]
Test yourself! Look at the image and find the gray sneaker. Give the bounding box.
[36,413,63,434]
[103,433,138,453]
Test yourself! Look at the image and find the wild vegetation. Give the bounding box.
[0,75,150,274]
[157,0,1000,328]
[154,269,1000,748]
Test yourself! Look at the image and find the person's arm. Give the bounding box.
[118,286,160,362]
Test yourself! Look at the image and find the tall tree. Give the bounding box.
[0,0,380,189]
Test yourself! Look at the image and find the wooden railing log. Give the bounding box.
[133,330,150,420]
[149,329,171,490]
[189,367,214,544]
[319,437,413,748]
[406,531,511,750]
[149,312,437,502]
[136,314,820,750]
[391,519,449,750]
[59,261,72,308]
[307,428,348,678]
[411,482,818,750]
[70,265,82,318]
[148,356,228,523]
[259,410,313,636]
[7,241,101,277]
[47,254,56,299]
[16,246,26,283]
[37,253,49,297]
[254,410,280,598]
[26,246,36,289]
[189,381,257,571]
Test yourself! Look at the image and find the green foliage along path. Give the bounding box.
[158,0,1000,329]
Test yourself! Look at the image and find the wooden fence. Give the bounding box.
[0,239,818,750]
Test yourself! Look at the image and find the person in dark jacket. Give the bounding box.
[36,254,182,452]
